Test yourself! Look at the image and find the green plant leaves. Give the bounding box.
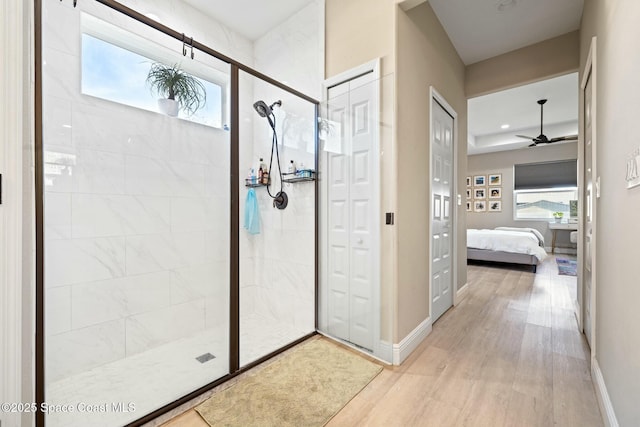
[146,62,207,116]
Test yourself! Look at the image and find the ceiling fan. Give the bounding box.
[516,99,578,147]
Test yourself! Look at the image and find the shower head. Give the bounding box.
[270,100,282,110]
[253,100,271,118]
[253,100,282,118]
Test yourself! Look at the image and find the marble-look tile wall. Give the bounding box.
[43,0,249,383]
[238,0,323,361]
[253,0,324,100]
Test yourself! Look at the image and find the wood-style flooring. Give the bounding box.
[160,256,603,427]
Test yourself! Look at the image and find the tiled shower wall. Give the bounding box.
[238,1,323,354]
[43,0,252,383]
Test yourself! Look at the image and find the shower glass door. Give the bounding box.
[238,70,317,366]
[42,2,230,425]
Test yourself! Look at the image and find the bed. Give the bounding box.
[467,227,547,272]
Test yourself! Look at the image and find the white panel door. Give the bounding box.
[583,71,593,347]
[326,89,350,341]
[348,80,375,351]
[431,99,454,322]
[326,75,376,351]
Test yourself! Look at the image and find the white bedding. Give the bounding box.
[467,229,547,261]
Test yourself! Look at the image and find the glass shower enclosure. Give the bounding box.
[38,1,317,425]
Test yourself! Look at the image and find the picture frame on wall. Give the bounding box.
[474,201,486,212]
[474,175,486,186]
[474,188,486,199]
[489,201,502,212]
[488,173,502,186]
[466,176,472,187]
[466,201,472,212]
[466,189,472,199]
[489,187,502,199]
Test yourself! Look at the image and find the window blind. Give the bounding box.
[514,159,577,190]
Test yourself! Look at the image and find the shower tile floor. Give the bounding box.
[46,314,311,427]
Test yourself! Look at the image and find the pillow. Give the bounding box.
[494,227,545,247]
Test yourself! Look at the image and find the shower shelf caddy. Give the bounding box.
[245,170,316,187]
[244,178,270,188]
[282,170,316,183]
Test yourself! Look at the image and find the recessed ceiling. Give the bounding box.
[468,73,579,155]
[181,0,313,40]
[428,0,584,65]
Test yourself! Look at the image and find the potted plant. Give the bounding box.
[552,211,564,222]
[146,62,206,117]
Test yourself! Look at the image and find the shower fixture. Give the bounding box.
[253,100,282,128]
[253,99,288,210]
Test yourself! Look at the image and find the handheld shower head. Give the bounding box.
[253,99,287,208]
[253,100,271,118]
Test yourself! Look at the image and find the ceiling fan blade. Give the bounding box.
[528,142,537,147]
[516,134,535,140]
[549,134,579,143]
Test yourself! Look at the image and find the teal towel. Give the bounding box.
[244,188,261,235]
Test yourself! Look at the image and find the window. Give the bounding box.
[514,188,578,220]
[513,160,577,220]
[80,14,226,128]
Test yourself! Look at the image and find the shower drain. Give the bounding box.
[195,353,216,363]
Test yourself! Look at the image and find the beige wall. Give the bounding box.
[467,143,578,250]
[325,0,396,77]
[580,0,640,425]
[325,0,467,345]
[396,2,467,340]
[466,31,580,98]
[325,0,398,345]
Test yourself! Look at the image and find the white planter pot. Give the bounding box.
[158,98,179,117]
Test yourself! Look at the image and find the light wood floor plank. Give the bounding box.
[553,352,603,426]
[512,323,553,400]
[503,389,553,427]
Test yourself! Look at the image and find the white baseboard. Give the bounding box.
[392,317,432,365]
[317,331,392,365]
[592,358,619,427]
[573,300,582,332]
[377,340,393,364]
[455,282,469,305]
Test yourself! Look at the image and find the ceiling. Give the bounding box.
[428,0,584,65]
[467,73,579,155]
[178,0,582,155]
[425,0,583,155]
[181,0,312,40]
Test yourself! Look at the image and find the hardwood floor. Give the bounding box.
[160,256,603,427]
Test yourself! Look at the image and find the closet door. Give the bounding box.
[431,98,455,322]
[326,87,350,341]
[348,79,375,351]
[326,75,375,351]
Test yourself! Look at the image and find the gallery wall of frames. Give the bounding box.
[466,173,502,213]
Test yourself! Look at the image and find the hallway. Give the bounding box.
[327,256,602,426]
